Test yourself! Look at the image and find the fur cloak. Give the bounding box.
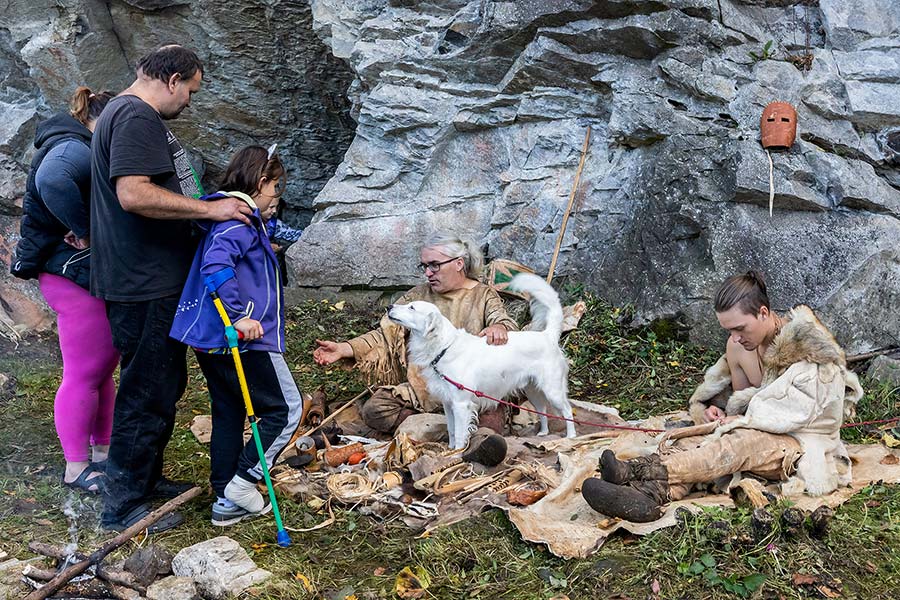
[688,305,863,495]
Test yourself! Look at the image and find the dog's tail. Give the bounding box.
[509,273,563,339]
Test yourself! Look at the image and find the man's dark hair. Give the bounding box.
[714,270,771,315]
[137,45,203,84]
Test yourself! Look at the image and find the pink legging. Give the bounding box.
[39,273,118,462]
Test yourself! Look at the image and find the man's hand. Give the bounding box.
[478,324,509,346]
[313,339,353,365]
[205,197,252,225]
[235,318,264,341]
[704,405,726,423]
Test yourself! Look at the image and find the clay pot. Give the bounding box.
[323,442,365,467]
[760,101,797,150]
[506,482,549,506]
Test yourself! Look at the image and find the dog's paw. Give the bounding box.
[536,429,550,437]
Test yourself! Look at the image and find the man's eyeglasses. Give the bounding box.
[418,257,461,273]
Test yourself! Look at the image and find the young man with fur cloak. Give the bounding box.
[582,271,864,523]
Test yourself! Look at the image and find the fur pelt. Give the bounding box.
[703,305,863,496]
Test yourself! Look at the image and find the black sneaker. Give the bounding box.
[211,500,272,527]
[148,477,194,500]
[102,503,184,533]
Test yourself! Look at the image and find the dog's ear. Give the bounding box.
[423,311,440,338]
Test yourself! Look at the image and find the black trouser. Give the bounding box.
[195,350,304,498]
[101,294,187,524]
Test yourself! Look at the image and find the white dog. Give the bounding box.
[387,273,575,449]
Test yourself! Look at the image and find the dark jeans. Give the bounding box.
[101,294,187,524]
[196,351,303,498]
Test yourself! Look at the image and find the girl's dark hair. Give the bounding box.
[137,45,204,84]
[69,87,114,126]
[714,270,770,315]
[220,146,286,198]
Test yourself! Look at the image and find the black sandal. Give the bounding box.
[63,466,106,495]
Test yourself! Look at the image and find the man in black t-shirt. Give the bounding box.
[91,45,252,532]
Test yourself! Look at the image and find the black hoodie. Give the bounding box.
[11,113,93,288]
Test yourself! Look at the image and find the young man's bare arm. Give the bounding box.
[725,337,760,391]
[116,175,252,223]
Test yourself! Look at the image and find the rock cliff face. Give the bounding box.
[0,0,355,335]
[289,0,900,352]
[1,1,898,353]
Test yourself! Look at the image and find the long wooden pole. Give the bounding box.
[547,126,591,284]
[25,487,202,600]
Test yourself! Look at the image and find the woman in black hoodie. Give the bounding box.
[12,87,118,494]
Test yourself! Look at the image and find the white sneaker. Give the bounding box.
[224,476,266,513]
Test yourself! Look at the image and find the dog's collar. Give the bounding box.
[430,345,452,369]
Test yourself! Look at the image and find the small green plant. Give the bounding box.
[678,552,766,598]
[749,40,776,62]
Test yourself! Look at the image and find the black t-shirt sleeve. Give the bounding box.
[108,111,174,181]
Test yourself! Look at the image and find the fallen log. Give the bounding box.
[24,486,202,600]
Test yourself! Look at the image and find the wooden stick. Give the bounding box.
[25,486,202,600]
[547,126,591,284]
[97,564,146,594]
[26,541,145,593]
[300,388,372,438]
[21,565,56,581]
[28,541,86,562]
[847,347,899,363]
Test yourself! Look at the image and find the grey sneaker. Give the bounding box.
[211,499,272,527]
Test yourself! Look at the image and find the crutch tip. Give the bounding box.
[277,530,292,547]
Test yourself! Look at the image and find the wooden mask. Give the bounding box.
[760,101,797,150]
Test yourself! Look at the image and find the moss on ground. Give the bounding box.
[0,295,897,599]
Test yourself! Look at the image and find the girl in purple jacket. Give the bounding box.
[170,146,304,526]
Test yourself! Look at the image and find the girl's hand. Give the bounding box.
[235,318,264,341]
[64,231,90,250]
[313,339,353,365]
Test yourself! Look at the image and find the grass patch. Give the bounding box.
[0,295,897,599]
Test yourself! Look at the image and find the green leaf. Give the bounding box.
[699,553,716,568]
[689,561,705,575]
[549,575,567,588]
[743,573,766,591]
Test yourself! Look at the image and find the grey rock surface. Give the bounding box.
[146,576,200,600]
[288,0,900,353]
[171,536,271,599]
[0,0,356,332]
[867,355,900,388]
[1,1,898,353]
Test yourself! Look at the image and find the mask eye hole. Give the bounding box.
[766,117,775,122]
[781,117,790,122]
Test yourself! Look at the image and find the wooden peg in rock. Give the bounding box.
[751,507,774,542]
[808,505,834,538]
[780,507,806,537]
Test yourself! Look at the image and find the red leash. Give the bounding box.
[437,373,900,434]
[438,373,665,433]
